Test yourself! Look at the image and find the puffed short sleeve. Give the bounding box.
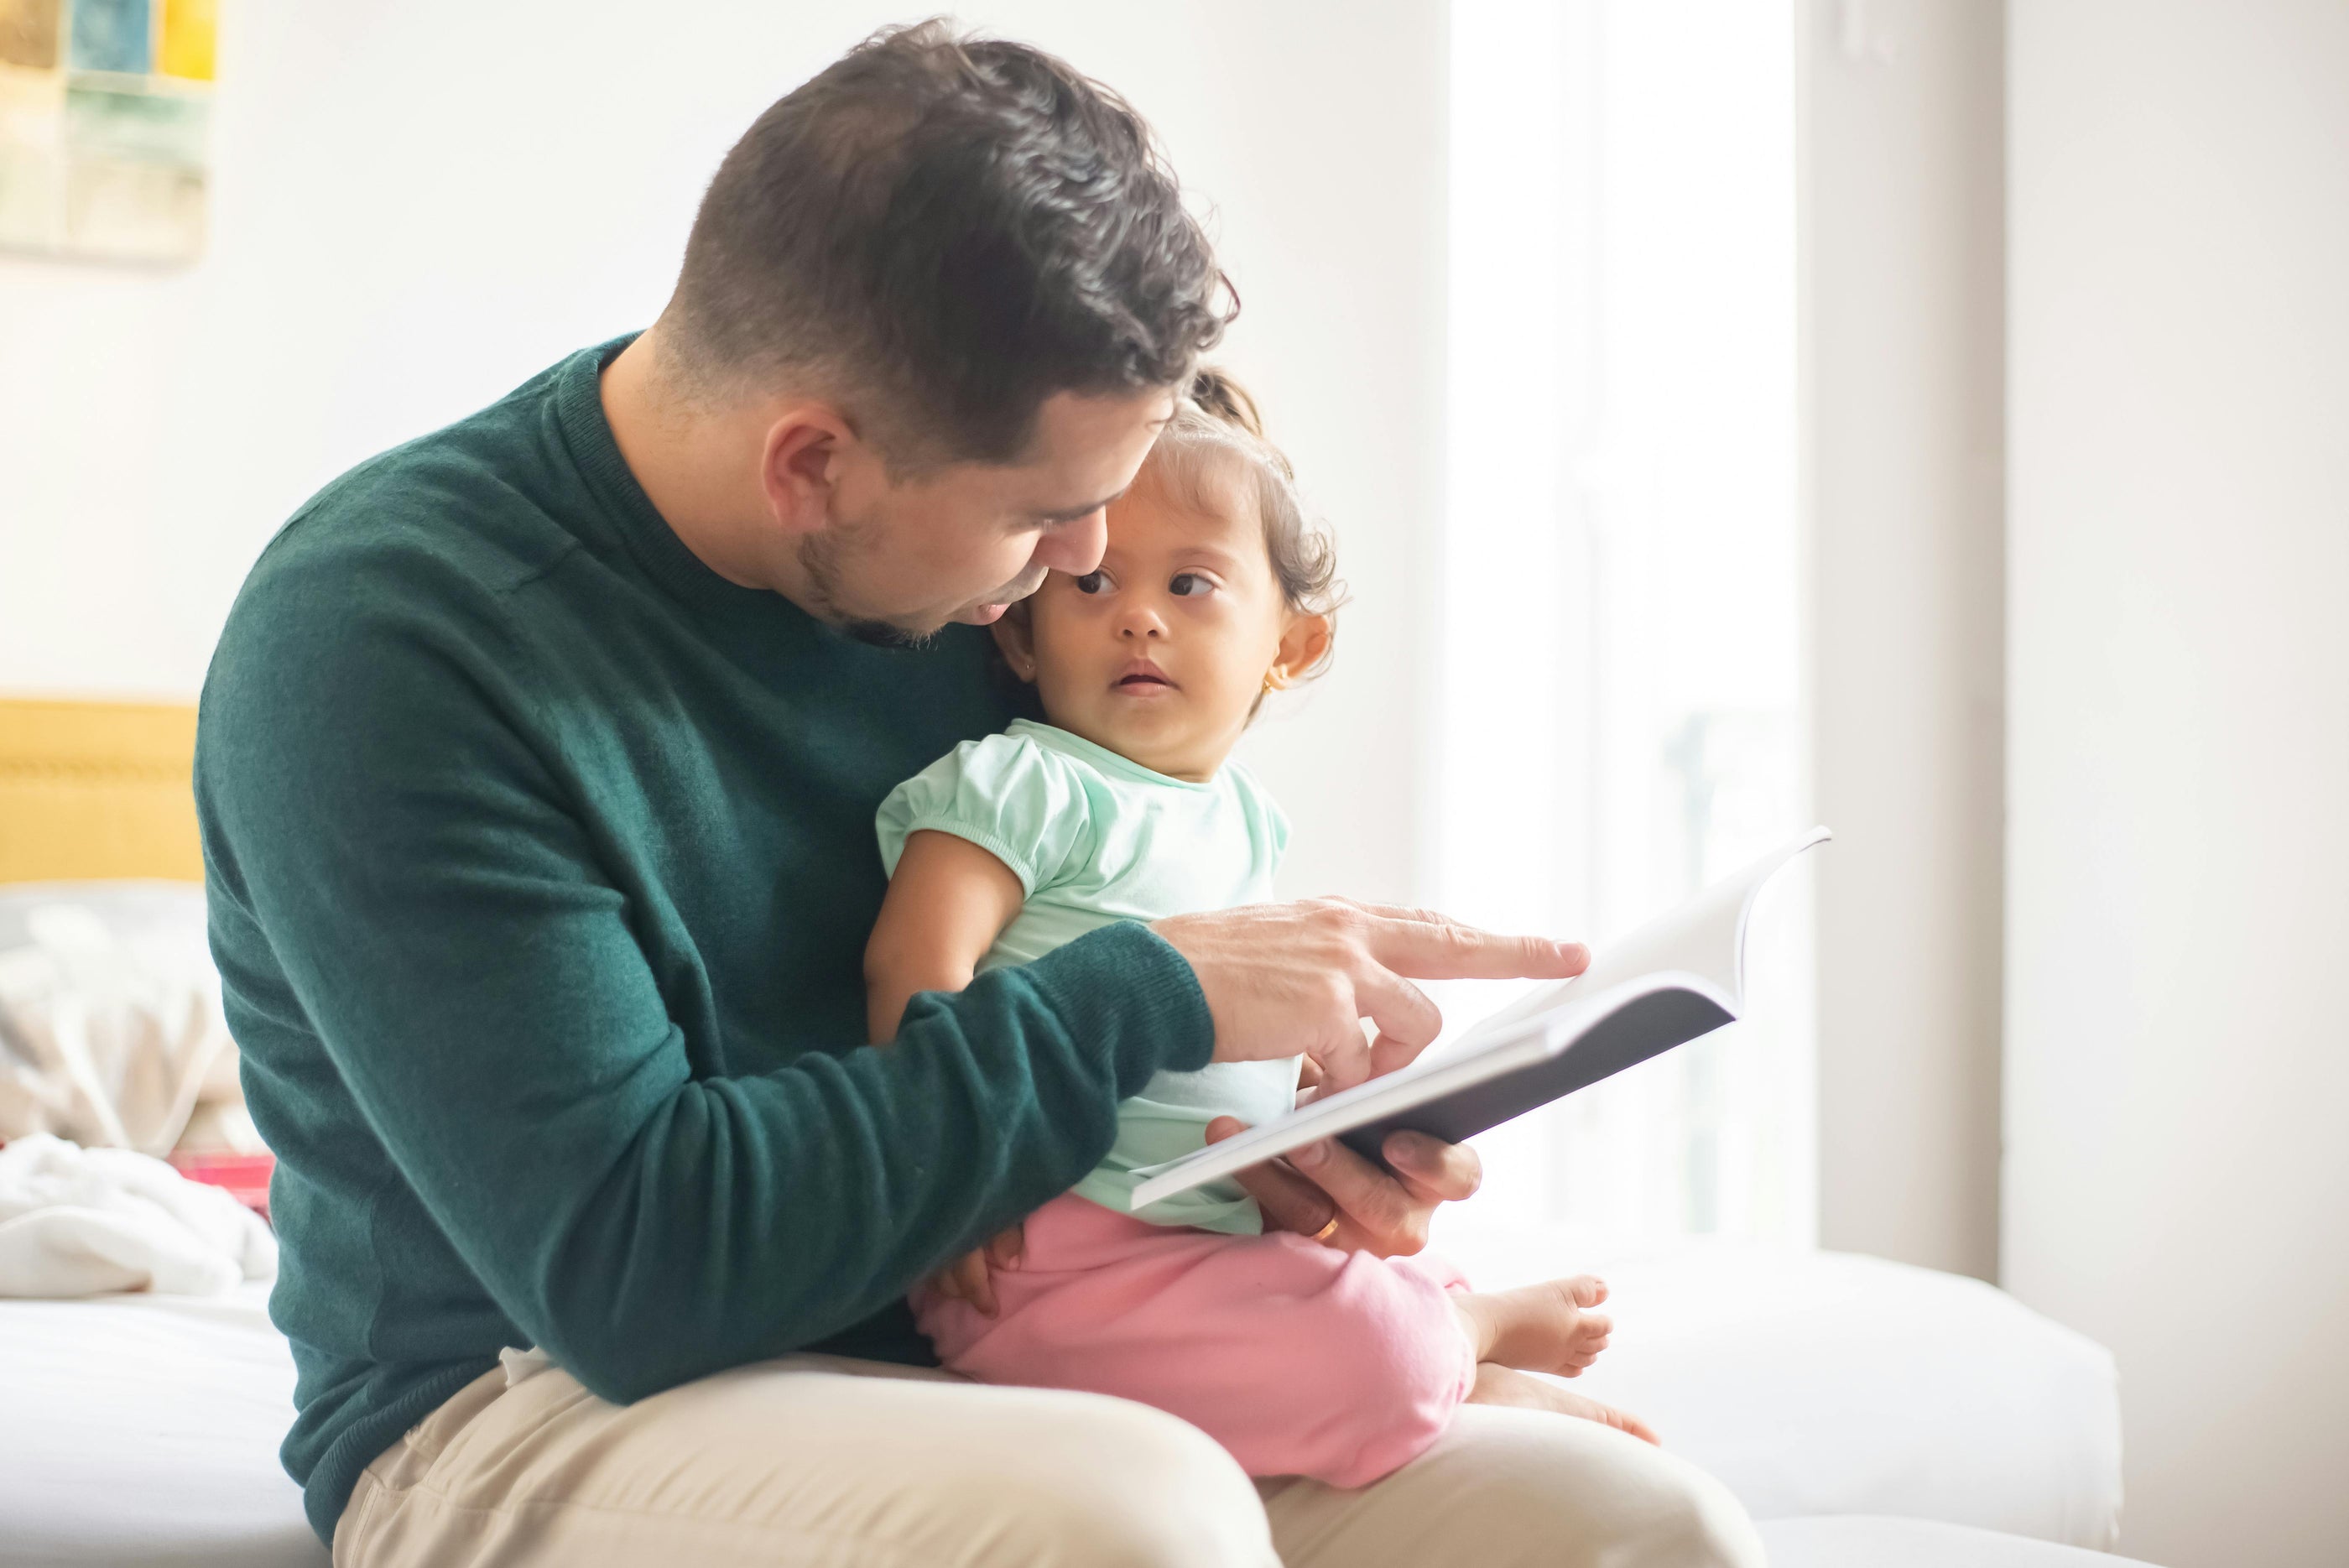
[875,732,1097,895]
[1225,761,1292,874]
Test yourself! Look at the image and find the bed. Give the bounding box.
[0,697,2146,1567]
[5,1284,320,1568]
[0,697,322,1567]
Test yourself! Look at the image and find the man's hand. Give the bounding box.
[1153,899,1590,1091]
[1206,1117,1483,1258]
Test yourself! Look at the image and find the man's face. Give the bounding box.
[799,388,1174,642]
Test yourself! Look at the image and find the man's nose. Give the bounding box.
[1034,508,1108,576]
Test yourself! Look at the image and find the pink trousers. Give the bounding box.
[913,1193,1477,1489]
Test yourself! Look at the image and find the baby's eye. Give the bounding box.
[1169,572,1213,598]
[1074,570,1110,595]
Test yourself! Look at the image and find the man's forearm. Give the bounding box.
[531,922,1211,1400]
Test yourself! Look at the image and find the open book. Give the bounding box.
[1128,826,1831,1210]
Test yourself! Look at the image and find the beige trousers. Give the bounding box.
[336,1349,1765,1568]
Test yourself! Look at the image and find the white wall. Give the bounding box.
[1800,0,2006,1279]
[2006,3,2349,1565]
[0,0,1448,906]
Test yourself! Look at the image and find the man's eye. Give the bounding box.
[1169,573,1211,597]
[1074,571,1109,595]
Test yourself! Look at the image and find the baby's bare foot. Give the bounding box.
[1466,1362,1661,1445]
[1455,1274,1612,1377]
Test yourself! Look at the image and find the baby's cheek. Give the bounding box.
[1194,657,1263,723]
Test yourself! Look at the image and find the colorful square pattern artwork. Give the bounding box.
[0,0,214,264]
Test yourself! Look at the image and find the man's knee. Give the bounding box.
[1635,1458,1766,1568]
[1272,1404,1763,1568]
[1472,1422,1762,1568]
[963,1391,1277,1568]
[1502,1426,1763,1568]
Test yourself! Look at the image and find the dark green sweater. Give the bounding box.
[195,338,1215,1545]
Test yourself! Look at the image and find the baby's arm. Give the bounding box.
[864,829,1027,1043]
[865,829,1031,1315]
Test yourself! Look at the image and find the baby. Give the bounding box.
[865,372,1655,1487]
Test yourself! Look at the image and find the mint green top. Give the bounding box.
[878,720,1300,1233]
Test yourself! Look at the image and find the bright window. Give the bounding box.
[1435,0,1810,1243]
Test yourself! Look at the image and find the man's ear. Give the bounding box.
[1273,611,1332,683]
[991,604,1040,683]
[758,404,857,538]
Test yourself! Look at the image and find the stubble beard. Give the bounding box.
[796,523,932,650]
[797,521,1044,651]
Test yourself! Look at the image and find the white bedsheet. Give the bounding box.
[0,1283,324,1568]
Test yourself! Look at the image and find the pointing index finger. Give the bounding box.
[1357,909,1590,983]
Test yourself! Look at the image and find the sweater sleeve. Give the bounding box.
[195,564,1212,1404]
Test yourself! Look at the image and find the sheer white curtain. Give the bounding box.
[1432,0,1810,1243]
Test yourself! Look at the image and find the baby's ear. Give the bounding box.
[1275,610,1332,681]
[991,603,1039,683]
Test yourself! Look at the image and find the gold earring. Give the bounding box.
[1261,668,1284,695]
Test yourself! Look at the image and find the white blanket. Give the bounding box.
[0,1133,276,1297]
[0,893,237,1156]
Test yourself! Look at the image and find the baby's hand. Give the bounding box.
[924,1224,1025,1316]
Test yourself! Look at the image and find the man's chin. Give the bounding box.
[832,583,1036,644]
[838,604,991,649]
[836,616,937,650]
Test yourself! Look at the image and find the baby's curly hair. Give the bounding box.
[1145,367,1345,680]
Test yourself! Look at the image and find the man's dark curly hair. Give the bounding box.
[662,19,1236,471]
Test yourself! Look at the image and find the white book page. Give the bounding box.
[1127,826,1830,1209]
[1446,824,1832,1052]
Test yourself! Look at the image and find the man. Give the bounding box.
[198,23,1763,1567]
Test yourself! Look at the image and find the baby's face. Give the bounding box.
[996,466,1312,781]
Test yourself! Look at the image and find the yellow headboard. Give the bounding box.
[0,698,203,883]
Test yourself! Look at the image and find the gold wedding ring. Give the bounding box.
[1311,1216,1341,1244]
